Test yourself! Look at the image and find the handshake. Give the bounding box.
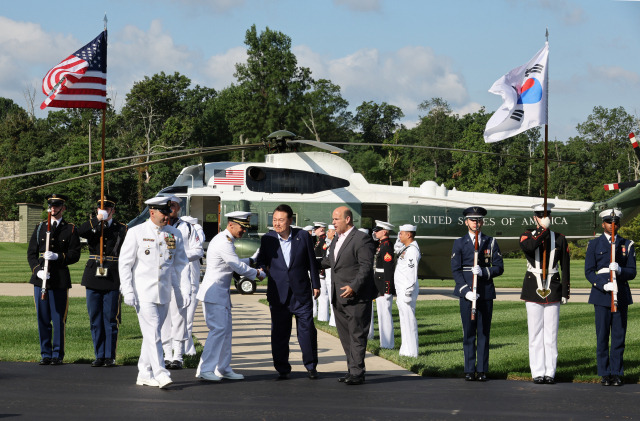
[255,268,267,281]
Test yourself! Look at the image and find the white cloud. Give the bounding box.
[333,0,381,12]
[588,65,640,86]
[508,0,586,25]
[202,46,247,89]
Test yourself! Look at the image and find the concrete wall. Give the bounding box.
[0,221,19,242]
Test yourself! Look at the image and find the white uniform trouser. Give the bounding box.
[161,289,187,362]
[137,301,171,380]
[184,288,199,356]
[396,283,419,357]
[368,302,375,339]
[377,294,394,349]
[327,269,335,326]
[197,302,233,376]
[526,301,560,378]
[317,276,330,322]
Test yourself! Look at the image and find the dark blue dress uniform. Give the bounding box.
[78,208,128,366]
[451,232,503,376]
[585,233,636,379]
[27,210,81,364]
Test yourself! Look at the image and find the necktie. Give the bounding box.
[52,221,58,230]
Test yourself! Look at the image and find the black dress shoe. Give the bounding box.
[50,358,63,365]
[477,372,487,382]
[103,359,116,367]
[533,376,544,384]
[39,357,51,365]
[307,369,319,380]
[601,376,611,386]
[276,372,289,380]
[338,373,350,383]
[345,374,365,385]
[164,360,172,368]
[611,375,623,386]
[170,360,183,370]
[464,373,476,381]
[91,358,105,367]
[544,376,555,384]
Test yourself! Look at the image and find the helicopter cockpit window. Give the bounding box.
[246,167,349,194]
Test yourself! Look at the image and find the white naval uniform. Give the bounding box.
[394,240,421,357]
[184,218,205,355]
[161,217,204,362]
[119,219,189,381]
[196,229,257,377]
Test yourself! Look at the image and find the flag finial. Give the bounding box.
[545,28,549,42]
[104,13,108,30]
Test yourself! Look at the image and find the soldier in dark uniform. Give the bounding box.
[519,203,570,385]
[451,207,503,381]
[585,209,636,386]
[313,222,330,321]
[373,220,395,349]
[78,195,128,368]
[27,194,81,365]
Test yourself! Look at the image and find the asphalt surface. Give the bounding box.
[2,284,640,420]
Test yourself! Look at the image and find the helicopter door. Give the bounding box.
[360,203,388,231]
[189,195,220,241]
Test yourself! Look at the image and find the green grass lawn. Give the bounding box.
[0,242,89,283]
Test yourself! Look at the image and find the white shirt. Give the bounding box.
[277,230,293,267]
[394,240,421,290]
[333,226,354,259]
[173,218,205,290]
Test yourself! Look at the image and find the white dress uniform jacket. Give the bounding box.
[394,240,421,357]
[197,229,258,307]
[119,219,189,304]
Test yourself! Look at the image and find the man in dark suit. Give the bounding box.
[27,194,81,365]
[585,209,636,386]
[258,204,321,380]
[321,206,376,385]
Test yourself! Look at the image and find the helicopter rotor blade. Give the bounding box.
[326,142,577,164]
[16,143,262,193]
[629,133,640,162]
[286,139,347,154]
[604,179,640,191]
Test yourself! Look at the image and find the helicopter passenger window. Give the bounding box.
[246,167,349,194]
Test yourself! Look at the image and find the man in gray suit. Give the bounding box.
[322,206,376,385]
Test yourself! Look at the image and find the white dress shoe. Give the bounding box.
[136,376,160,387]
[197,371,222,382]
[216,370,244,380]
[156,374,173,389]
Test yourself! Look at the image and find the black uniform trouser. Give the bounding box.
[460,298,493,373]
[594,304,628,376]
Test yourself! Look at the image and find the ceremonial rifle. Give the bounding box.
[40,209,52,300]
[610,214,618,313]
[471,230,479,321]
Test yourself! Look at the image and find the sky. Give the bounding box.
[1,0,639,141]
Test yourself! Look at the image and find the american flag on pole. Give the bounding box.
[213,169,245,185]
[40,31,107,110]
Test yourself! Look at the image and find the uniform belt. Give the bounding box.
[526,267,558,275]
[462,266,487,271]
[89,255,119,262]
[597,268,611,274]
[374,268,385,273]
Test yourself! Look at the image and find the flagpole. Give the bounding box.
[99,15,108,275]
[542,29,549,288]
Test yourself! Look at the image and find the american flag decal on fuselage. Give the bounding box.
[213,169,245,185]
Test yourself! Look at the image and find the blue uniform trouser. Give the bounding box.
[460,298,493,373]
[34,286,69,360]
[594,304,628,376]
[270,289,318,374]
[86,288,121,360]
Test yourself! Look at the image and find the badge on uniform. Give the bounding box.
[384,252,392,262]
[622,245,627,257]
[165,233,176,249]
[408,258,415,268]
[145,249,150,255]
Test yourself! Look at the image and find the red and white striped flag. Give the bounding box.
[40,31,107,110]
[213,169,245,185]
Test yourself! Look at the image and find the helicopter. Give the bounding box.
[10,130,640,294]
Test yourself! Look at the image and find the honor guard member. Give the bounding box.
[180,215,206,356]
[326,224,337,327]
[196,211,266,382]
[373,220,396,349]
[519,203,570,385]
[585,209,636,386]
[78,194,128,368]
[451,207,503,381]
[161,196,204,370]
[394,224,421,357]
[314,222,331,322]
[118,196,190,388]
[27,194,81,365]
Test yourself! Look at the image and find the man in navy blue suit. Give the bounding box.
[585,209,636,386]
[451,206,503,382]
[258,204,321,380]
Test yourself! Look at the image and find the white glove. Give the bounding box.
[561,297,568,305]
[465,291,479,302]
[471,265,482,275]
[181,290,191,309]
[250,248,260,260]
[403,290,413,303]
[43,251,58,261]
[97,209,109,220]
[36,270,50,281]
[539,217,551,229]
[191,284,197,294]
[603,283,615,292]
[123,293,137,307]
[609,262,621,274]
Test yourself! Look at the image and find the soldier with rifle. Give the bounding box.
[585,209,636,386]
[451,207,503,381]
[27,194,81,365]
